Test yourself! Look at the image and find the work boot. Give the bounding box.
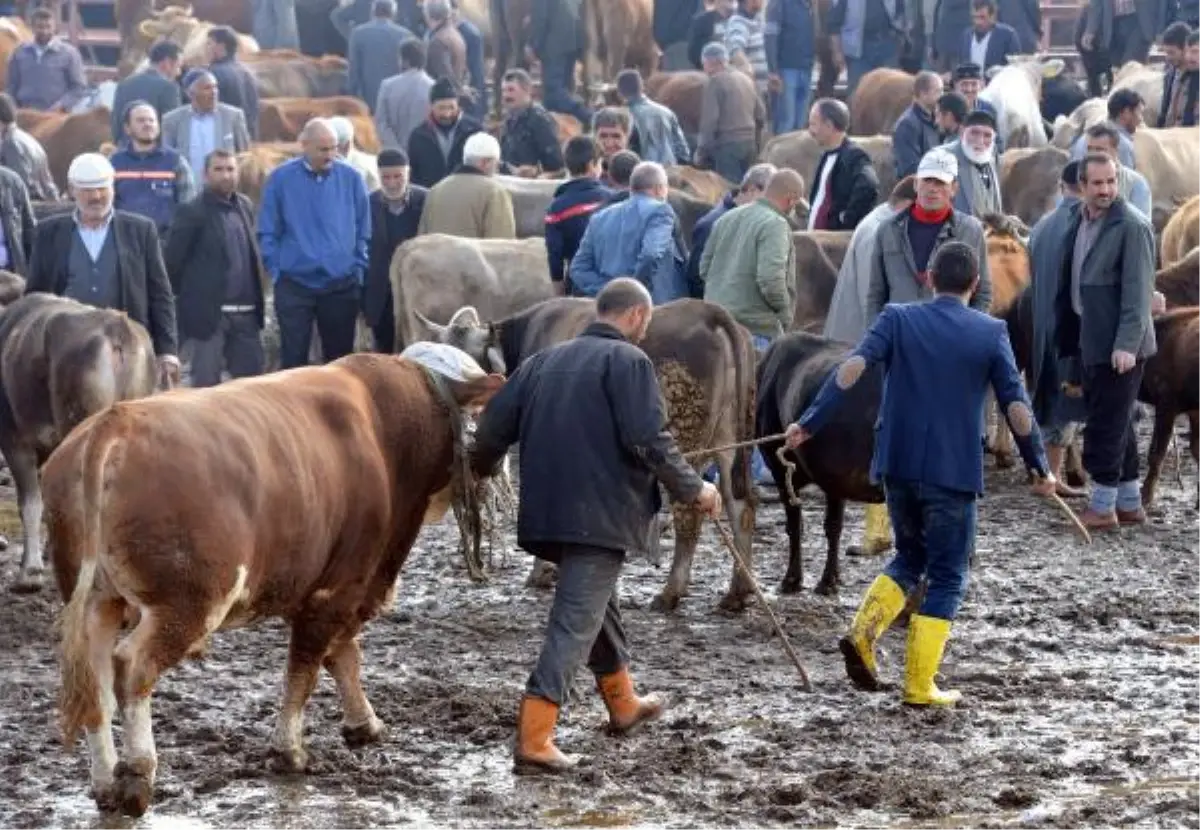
[596,668,664,734]
[838,574,907,691]
[1047,446,1086,498]
[514,695,575,774]
[847,503,894,556]
[903,614,962,707]
[1080,508,1120,532]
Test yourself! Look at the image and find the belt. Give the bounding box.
[220,305,256,313]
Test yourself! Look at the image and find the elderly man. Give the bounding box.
[111,40,182,143]
[258,119,370,370]
[470,277,721,774]
[375,39,433,150]
[205,27,260,139]
[685,161,776,296]
[111,102,195,239]
[329,115,382,192]
[418,131,515,238]
[27,153,179,382]
[164,149,265,387]
[349,0,414,113]
[866,148,992,322]
[425,0,468,86]
[528,0,591,124]
[893,71,944,179]
[364,148,426,352]
[807,97,878,231]
[545,135,612,296]
[499,69,565,176]
[407,77,484,188]
[6,8,85,112]
[0,92,57,201]
[695,42,765,184]
[162,71,252,186]
[1035,152,1157,530]
[945,108,1002,218]
[571,162,686,303]
[616,69,691,166]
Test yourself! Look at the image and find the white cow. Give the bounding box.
[980,57,1064,149]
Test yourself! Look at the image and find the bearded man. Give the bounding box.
[945,109,1002,219]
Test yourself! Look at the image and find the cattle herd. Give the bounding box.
[0,0,1194,823]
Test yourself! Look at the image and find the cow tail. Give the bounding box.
[58,423,116,748]
[391,243,413,352]
[717,310,754,504]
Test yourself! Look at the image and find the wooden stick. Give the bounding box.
[1048,490,1092,545]
[709,515,812,692]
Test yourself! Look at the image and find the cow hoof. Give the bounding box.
[649,592,680,613]
[813,580,838,597]
[342,717,387,748]
[91,781,121,814]
[11,568,44,594]
[269,745,309,774]
[112,762,152,818]
[716,593,748,614]
[780,577,802,595]
[994,453,1015,470]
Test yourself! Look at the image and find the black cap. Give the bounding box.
[430,77,458,103]
[953,62,983,81]
[964,108,996,130]
[378,148,409,167]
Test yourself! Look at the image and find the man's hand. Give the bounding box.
[1152,290,1166,314]
[1081,32,1095,51]
[783,422,809,450]
[1030,472,1057,497]
[767,72,783,93]
[157,355,181,389]
[1111,350,1136,374]
[696,481,723,518]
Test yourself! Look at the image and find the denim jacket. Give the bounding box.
[569,194,685,302]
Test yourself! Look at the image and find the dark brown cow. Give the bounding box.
[999,146,1069,228]
[1138,308,1200,508]
[668,165,732,204]
[425,297,760,612]
[0,294,159,592]
[790,230,849,331]
[51,354,503,816]
[645,71,706,138]
[20,107,113,192]
[245,50,349,98]
[258,97,378,150]
[1156,248,1200,310]
[848,68,913,135]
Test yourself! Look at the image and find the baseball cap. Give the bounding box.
[917,148,958,183]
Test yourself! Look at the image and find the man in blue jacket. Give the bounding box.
[764,0,816,134]
[111,101,195,240]
[892,70,943,179]
[544,135,612,296]
[258,118,370,369]
[786,241,1053,707]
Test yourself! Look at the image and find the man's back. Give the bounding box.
[349,19,413,109]
[111,69,181,141]
[419,170,516,238]
[571,195,675,295]
[701,199,795,338]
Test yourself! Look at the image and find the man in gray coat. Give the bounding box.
[161,71,252,183]
[253,0,301,50]
[866,147,991,323]
[944,109,1002,218]
[349,0,414,113]
[375,39,434,150]
[110,40,183,143]
[1043,153,1156,531]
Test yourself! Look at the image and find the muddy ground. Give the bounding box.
[0,434,1197,828]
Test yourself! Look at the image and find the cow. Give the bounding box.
[979,57,1063,149]
[245,50,349,98]
[122,4,260,77]
[1050,97,1106,149]
[645,71,706,139]
[236,141,301,205]
[584,0,659,86]
[1112,61,1166,129]
[0,269,25,308]
[756,332,882,595]
[1132,128,1200,233]
[116,0,253,56]
[0,294,160,593]
[20,107,113,192]
[391,234,552,349]
[0,17,30,90]
[1156,247,1200,310]
[419,296,760,612]
[258,97,379,151]
[999,145,1068,227]
[50,352,504,816]
[848,68,913,136]
[1138,308,1199,508]
[790,229,850,332]
[1161,195,1200,268]
[1041,70,1089,124]
[762,130,895,213]
[668,166,732,205]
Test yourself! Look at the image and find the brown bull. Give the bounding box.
[585,0,658,83]
[0,294,159,593]
[1155,247,1200,310]
[1138,308,1199,508]
[790,230,849,331]
[236,141,301,205]
[645,71,705,137]
[1160,196,1200,268]
[258,97,379,151]
[848,68,913,136]
[20,107,113,193]
[424,297,760,612]
[51,354,502,817]
[245,49,349,98]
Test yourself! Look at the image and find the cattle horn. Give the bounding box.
[137,19,161,38]
[413,310,449,341]
[1040,59,1065,79]
[447,306,481,330]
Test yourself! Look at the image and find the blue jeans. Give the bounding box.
[846,36,899,99]
[773,68,812,134]
[881,477,977,621]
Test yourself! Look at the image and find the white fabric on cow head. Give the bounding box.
[401,341,487,383]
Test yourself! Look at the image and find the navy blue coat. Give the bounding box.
[685,190,736,297]
[958,22,1022,70]
[544,176,613,283]
[764,0,816,72]
[799,297,1049,494]
[892,103,941,179]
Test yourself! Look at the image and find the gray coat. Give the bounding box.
[0,126,57,202]
[824,202,896,343]
[253,0,301,49]
[160,104,252,166]
[0,166,36,276]
[945,139,1002,218]
[110,68,182,143]
[348,18,414,113]
[374,68,434,150]
[6,38,87,112]
[866,207,992,322]
[1028,197,1075,424]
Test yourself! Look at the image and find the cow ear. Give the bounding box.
[413,310,448,341]
[452,373,506,407]
[1041,60,1064,79]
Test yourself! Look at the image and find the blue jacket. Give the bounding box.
[958,22,1022,70]
[110,144,195,235]
[686,190,737,296]
[799,297,1049,494]
[570,193,683,299]
[258,157,371,289]
[764,0,816,71]
[544,176,613,283]
[893,103,941,178]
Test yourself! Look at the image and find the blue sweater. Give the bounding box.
[258,157,371,289]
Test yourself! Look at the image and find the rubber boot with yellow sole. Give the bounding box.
[514,695,576,774]
[597,668,664,735]
[838,574,907,691]
[903,615,963,706]
[849,503,894,556]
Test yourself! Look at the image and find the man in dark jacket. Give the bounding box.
[471,277,721,774]
[111,40,182,144]
[997,0,1041,53]
[805,97,878,231]
[110,102,195,239]
[688,0,737,68]
[544,135,611,295]
[407,77,484,187]
[933,0,972,72]
[1081,0,1172,68]
[163,149,264,386]
[655,0,701,69]
[893,70,943,179]
[364,148,426,351]
[528,0,591,124]
[1159,23,1199,127]
[764,0,816,134]
[499,69,565,175]
[957,0,1021,72]
[348,0,414,114]
[205,27,260,139]
[28,152,179,379]
[0,163,34,276]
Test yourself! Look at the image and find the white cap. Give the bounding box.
[67,152,115,188]
[463,131,501,161]
[400,342,486,382]
[917,148,958,183]
[328,115,354,145]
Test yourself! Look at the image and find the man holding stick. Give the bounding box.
[785,242,1054,707]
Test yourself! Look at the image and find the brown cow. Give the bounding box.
[999,146,1068,228]
[236,141,301,204]
[848,68,913,136]
[245,49,349,98]
[668,165,732,204]
[258,97,379,151]
[585,0,658,84]
[424,296,760,612]
[0,294,159,593]
[790,229,849,331]
[762,131,896,213]
[50,354,503,816]
[122,5,260,77]
[0,17,30,90]
[1156,247,1200,310]
[19,107,113,198]
[645,71,706,138]
[1138,308,1199,508]
[1161,195,1200,267]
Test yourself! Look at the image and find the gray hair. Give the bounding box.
[741,162,777,192]
[299,117,336,142]
[629,161,668,193]
[187,70,216,91]
[701,42,728,64]
[425,0,450,22]
[373,0,396,15]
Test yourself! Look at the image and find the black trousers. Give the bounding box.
[1109,14,1152,67]
[274,275,360,370]
[1081,362,1144,487]
[370,293,396,354]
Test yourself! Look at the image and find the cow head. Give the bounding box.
[413,307,507,376]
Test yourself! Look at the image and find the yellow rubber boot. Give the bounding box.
[838,574,907,691]
[903,615,963,706]
[850,504,894,556]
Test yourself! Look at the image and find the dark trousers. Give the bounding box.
[274,275,361,370]
[540,52,593,126]
[710,139,756,186]
[882,477,977,621]
[1081,362,1143,487]
[1109,14,1152,66]
[184,311,264,387]
[527,544,629,705]
[370,294,396,354]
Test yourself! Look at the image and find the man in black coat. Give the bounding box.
[805,97,878,232]
[407,77,484,188]
[0,163,35,276]
[27,152,179,380]
[110,40,183,143]
[471,278,722,774]
[205,26,261,140]
[364,148,426,352]
[163,149,265,386]
[1081,0,1172,69]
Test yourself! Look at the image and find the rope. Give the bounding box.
[681,432,789,459]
